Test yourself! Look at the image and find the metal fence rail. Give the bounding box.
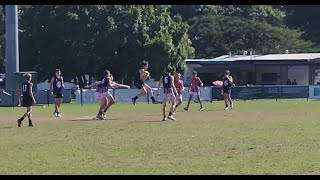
[1,85,318,107]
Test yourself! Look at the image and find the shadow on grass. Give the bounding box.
[71,118,121,121]
[0,126,14,129]
[129,120,167,123]
[179,109,223,112]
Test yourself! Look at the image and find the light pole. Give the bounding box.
[5,5,19,91]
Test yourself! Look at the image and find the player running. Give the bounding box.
[85,71,130,120]
[100,73,130,118]
[131,60,159,105]
[85,70,114,120]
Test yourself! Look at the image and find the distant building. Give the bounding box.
[184,53,320,86]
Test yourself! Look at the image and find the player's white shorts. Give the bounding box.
[163,93,174,100]
[95,91,113,100]
[189,91,200,96]
[176,94,182,101]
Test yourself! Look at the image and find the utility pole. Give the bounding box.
[5,5,19,90]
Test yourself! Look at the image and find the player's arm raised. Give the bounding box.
[112,82,130,89]
[85,81,101,88]
[110,77,130,89]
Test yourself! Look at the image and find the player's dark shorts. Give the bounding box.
[223,89,231,94]
[134,80,144,90]
[53,92,63,99]
[22,97,33,107]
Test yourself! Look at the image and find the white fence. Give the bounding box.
[75,87,213,104]
[309,86,320,99]
[67,85,320,104]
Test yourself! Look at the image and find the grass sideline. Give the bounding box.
[1,99,320,175]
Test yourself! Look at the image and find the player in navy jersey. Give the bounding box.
[221,69,234,110]
[157,66,178,121]
[85,70,116,120]
[131,60,159,105]
[17,74,36,127]
[50,69,65,117]
[100,73,130,119]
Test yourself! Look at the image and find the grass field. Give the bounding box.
[1,99,320,175]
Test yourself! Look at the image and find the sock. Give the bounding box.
[28,119,32,125]
[225,104,228,108]
[133,96,138,100]
[151,96,156,102]
[163,115,166,119]
[19,117,24,121]
[230,102,233,106]
[103,109,107,113]
[169,111,172,116]
[98,111,102,115]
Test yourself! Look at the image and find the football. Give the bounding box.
[144,71,150,77]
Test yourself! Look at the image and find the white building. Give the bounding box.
[184,53,320,86]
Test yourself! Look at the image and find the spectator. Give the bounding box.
[286,79,292,85]
[292,79,297,85]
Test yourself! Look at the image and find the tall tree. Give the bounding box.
[188,15,315,58]
[283,5,320,45]
[169,5,204,21]
[204,5,286,25]
[17,5,194,85]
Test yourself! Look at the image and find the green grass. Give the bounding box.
[1,99,320,175]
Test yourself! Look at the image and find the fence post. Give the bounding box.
[80,88,83,106]
[47,90,50,107]
[12,89,15,108]
[307,85,309,101]
[278,86,281,101]
[210,86,213,103]
[275,86,277,101]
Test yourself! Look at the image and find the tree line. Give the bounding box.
[0,5,319,87]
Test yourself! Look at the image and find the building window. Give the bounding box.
[314,66,320,85]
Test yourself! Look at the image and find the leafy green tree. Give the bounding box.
[17,5,194,86]
[188,15,315,58]
[283,5,320,45]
